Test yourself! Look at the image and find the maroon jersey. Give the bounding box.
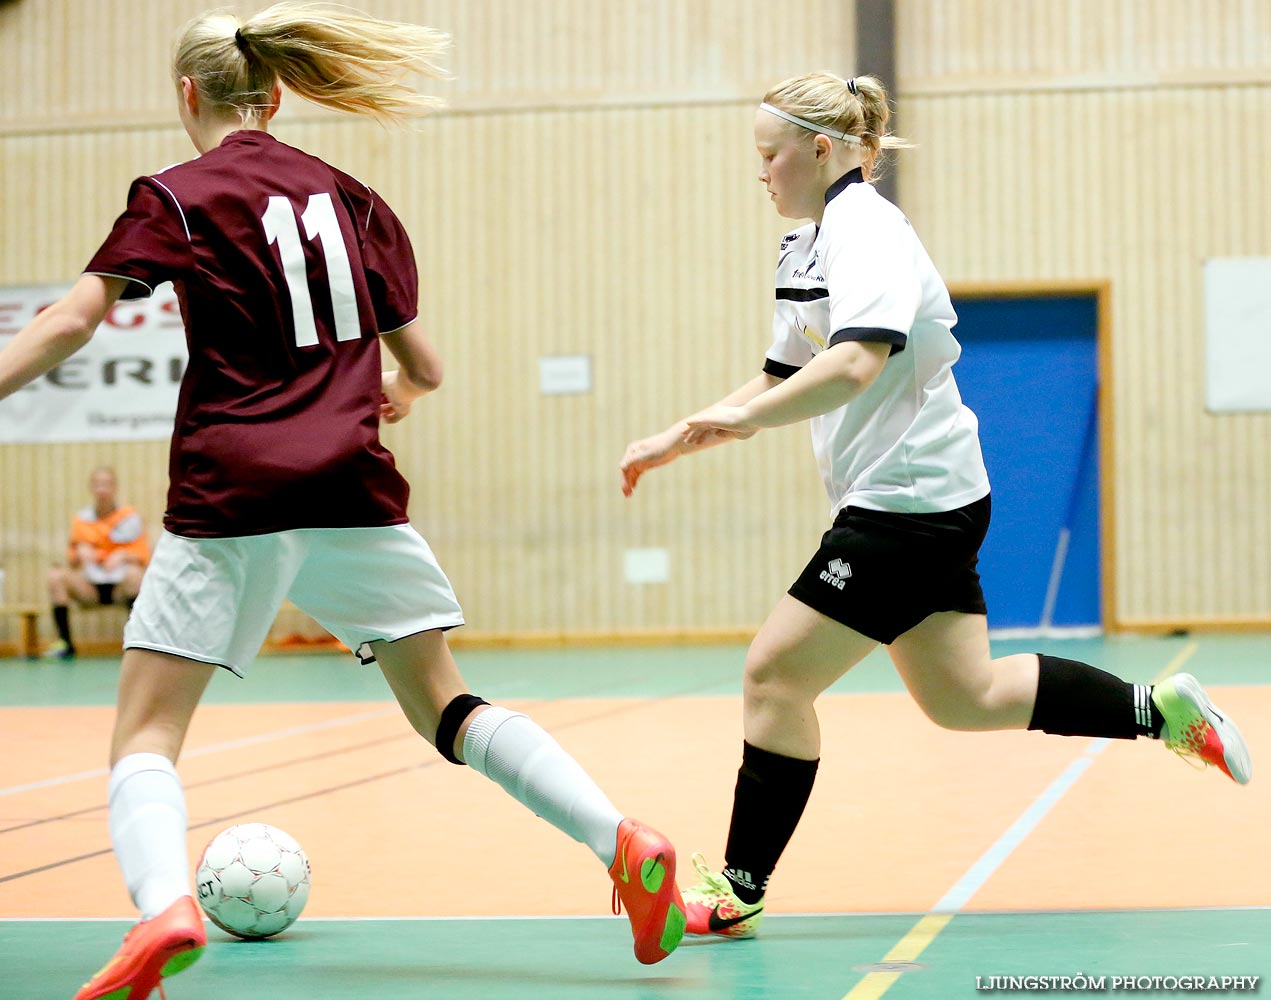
[84,131,414,537]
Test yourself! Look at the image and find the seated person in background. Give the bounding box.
[46,466,150,659]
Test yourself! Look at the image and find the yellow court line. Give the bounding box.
[842,640,1201,1000]
[1151,640,1198,685]
[843,913,953,999]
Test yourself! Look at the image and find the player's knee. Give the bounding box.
[433,693,489,764]
[912,686,994,731]
[915,698,970,730]
[743,652,808,709]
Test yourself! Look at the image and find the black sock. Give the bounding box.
[1028,654,1164,739]
[722,741,819,905]
[52,605,73,648]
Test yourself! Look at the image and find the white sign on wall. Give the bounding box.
[0,282,188,443]
[624,547,669,584]
[1205,258,1271,413]
[538,354,593,395]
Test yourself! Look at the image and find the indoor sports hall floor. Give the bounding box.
[1,635,1268,999]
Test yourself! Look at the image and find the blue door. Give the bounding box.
[949,294,1101,629]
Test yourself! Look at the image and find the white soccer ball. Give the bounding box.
[195,823,311,939]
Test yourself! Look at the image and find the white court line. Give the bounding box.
[841,641,1202,999]
[0,706,398,798]
[932,738,1109,913]
[926,638,1200,915]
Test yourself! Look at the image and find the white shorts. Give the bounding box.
[124,525,465,676]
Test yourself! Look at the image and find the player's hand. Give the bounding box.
[101,551,124,571]
[379,371,414,424]
[682,405,759,445]
[72,542,96,568]
[619,430,685,497]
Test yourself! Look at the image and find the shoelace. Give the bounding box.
[689,852,732,895]
[611,827,631,916]
[1166,719,1215,771]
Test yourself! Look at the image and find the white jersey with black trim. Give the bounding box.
[764,168,990,517]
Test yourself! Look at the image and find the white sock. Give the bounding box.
[108,753,192,920]
[462,707,624,867]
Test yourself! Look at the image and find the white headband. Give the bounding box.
[759,103,862,146]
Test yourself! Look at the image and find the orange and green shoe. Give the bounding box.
[1153,672,1251,785]
[608,818,686,964]
[681,854,764,939]
[75,895,206,1000]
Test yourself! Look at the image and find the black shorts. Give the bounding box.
[788,494,991,645]
[94,583,116,606]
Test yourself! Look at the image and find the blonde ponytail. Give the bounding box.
[174,3,449,127]
[763,71,911,178]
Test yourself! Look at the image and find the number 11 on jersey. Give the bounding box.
[262,193,361,348]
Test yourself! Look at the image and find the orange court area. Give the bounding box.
[3,686,1267,921]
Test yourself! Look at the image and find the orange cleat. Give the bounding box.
[608,818,686,964]
[74,896,206,1000]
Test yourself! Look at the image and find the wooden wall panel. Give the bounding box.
[1,0,854,132]
[900,0,1271,93]
[3,0,1269,646]
[899,85,1271,626]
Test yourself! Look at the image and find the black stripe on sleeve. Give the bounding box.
[775,287,829,301]
[827,326,908,356]
[763,358,802,379]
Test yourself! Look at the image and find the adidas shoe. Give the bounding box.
[681,853,764,939]
[608,818,686,964]
[43,640,76,660]
[1153,672,1251,784]
[74,895,206,1000]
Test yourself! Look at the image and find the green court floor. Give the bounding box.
[3,632,1268,706]
[3,909,1266,1000]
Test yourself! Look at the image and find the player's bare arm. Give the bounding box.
[683,340,889,444]
[620,372,781,496]
[0,276,126,401]
[380,319,443,423]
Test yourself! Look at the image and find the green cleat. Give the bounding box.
[681,854,764,939]
[1152,673,1251,785]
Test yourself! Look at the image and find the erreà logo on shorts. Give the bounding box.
[819,558,851,590]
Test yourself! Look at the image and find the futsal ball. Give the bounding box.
[195,823,311,939]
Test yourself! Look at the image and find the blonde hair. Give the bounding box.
[173,3,450,126]
[763,72,910,177]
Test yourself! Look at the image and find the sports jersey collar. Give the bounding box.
[824,167,866,205]
[218,129,277,149]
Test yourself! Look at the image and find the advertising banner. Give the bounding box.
[0,282,187,443]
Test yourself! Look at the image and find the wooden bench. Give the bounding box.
[0,604,44,659]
